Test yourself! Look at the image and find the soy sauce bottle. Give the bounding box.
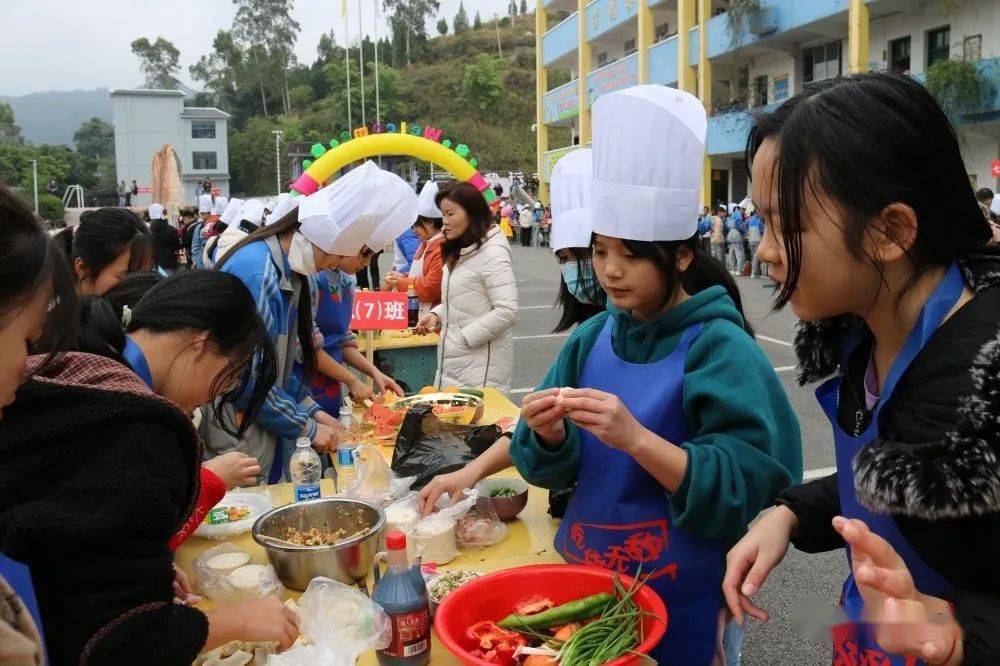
[407,287,419,328]
[373,531,430,665]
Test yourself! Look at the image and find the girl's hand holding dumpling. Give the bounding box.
[558,387,645,452]
[520,387,566,447]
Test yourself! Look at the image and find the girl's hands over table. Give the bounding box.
[233,596,300,651]
[312,422,343,454]
[383,271,403,289]
[172,564,201,606]
[418,465,481,516]
[722,504,797,624]
[204,451,262,490]
[832,516,964,665]
[313,410,338,428]
[556,388,645,452]
[372,371,404,398]
[347,376,375,403]
[520,388,567,447]
[414,312,440,336]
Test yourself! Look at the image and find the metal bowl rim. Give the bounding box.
[251,497,386,553]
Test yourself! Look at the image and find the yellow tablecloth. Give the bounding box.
[177,388,560,665]
[356,330,439,352]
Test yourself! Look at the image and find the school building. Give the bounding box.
[535,0,1000,206]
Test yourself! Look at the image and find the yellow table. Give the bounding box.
[356,330,440,392]
[177,389,561,665]
[356,331,440,352]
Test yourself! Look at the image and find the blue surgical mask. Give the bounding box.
[561,259,598,305]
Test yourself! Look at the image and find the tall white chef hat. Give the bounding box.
[365,170,420,251]
[197,194,213,213]
[297,160,384,256]
[212,196,229,217]
[592,85,707,242]
[549,148,593,253]
[219,197,244,225]
[265,193,299,226]
[240,199,265,226]
[417,180,442,219]
[148,203,165,220]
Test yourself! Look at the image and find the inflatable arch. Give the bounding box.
[290,123,499,210]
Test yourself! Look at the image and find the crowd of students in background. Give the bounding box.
[699,201,766,278]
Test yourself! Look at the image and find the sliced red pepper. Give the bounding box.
[465,621,526,665]
[512,594,555,616]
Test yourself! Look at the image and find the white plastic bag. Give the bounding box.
[194,543,283,605]
[194,489,273,540]
[455,491,508,550]
[267,577,391,666]
[340,445,416,508]
[411,490,478,565]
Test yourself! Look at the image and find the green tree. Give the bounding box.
[520,0,528,14]
[383,0,440,66]
[389,14,408,67]
[453,2,469,33]
[508,0,517,17]
[437,18,449,36]
[73,118,114,159]
[232,0,301,116]
[0,103,22,145]
[130,36,181,89]
[289,84,314,110]
[190,30,244,112]
[474,12,482,29]
[462,53,503,112]
[36,193,64,222]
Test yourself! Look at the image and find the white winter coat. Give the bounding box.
[431,226,518,392]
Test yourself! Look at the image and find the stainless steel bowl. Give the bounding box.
[252,498,386,591]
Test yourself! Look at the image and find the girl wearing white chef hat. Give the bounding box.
[204,161,416,481]
[510,84,802,665]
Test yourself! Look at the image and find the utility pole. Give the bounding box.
[358,0,367,127]
[31,159,38,213]
[272,130,282,194]
[495,14,503,58]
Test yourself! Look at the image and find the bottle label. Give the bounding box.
[294,484,320,501]
[336,447,356,466]
[382,607,430,659]
[408,297,419,309]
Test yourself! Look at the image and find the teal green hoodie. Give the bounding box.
[510,285,803,545]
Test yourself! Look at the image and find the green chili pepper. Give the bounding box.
[498,592,614,631]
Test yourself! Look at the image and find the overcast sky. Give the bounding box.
[0,0,531,96]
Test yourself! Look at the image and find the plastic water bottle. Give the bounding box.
[373,531,430,666]
[289,437,321,501]
[336,405,360,491]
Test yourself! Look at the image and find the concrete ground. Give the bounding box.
[506,243,845,665]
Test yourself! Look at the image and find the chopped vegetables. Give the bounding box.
[490,486,519,499]
[464,621,526,666]
[497,593,613,631]
[512,595,555,616]
[427,570,482,603]
[551,573,646,666]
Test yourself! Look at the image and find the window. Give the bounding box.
[963,34,982,62]
[192,151,217,170]
[597,51,608,66]
[753,75,768,107]
[889,36,911,73]
[803,40,842,84]
[624,38,636,56]
[655,22,672,42]
[927,26,950,68]
[191,120,216,139]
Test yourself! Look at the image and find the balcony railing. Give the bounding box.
[542,11,580,66]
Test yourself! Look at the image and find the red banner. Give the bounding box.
[350,291,409,330]
[991,160,1000,178]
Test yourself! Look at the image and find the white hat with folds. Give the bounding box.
[265,192,299,226]
[197,194,213,213]
[219,197,244,225]
[365,170,420,251]
[591,85,707,242]
[297,160,384,256]
[148,203,165,220]
[240,199,265,226]
[212,196,229,217]
[549,148,593,253]
[417,180,442,219]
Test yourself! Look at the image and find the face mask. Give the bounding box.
[561,258,598,305]
[287,231,317,275]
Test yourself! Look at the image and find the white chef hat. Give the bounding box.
[592,85,707,242]
[197,194,213,213]
[212,196,229,216]
[417,180,442,219]
[265,192,299,226]
[148,203,165,220]
[219,197,244,225]
[549,148,594,253]
[297,160,384,256]
[365,170,420,251]
[240,199,265,226]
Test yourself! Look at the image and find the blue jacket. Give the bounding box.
[394,229,421,273]
[190,221,206,269]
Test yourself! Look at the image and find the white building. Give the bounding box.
[111,89,231,207]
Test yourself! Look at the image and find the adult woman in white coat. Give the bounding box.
[416,183,518,392]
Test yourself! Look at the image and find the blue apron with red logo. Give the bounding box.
[308,270,355,414]
[555,318,725,665]
[819,263,963,666]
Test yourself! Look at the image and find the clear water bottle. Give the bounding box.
[289,437,321,501]
[336,405,360,491]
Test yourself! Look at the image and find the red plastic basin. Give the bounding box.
[433,564,667,665]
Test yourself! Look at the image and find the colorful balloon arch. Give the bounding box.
[290,122,499,210]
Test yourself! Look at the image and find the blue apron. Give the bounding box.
[306,270,355,415]
[0,552,46,659]
[123,336,154,389]
[555,319,725,665]
[819,263,963,666]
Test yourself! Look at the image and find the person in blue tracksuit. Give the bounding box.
[392,227,420,274]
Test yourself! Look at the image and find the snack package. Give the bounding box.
[455,491,508,550]
[411,490,478,565]
[194,489,273,540]
[194,543,283,605]
[340,445,415,507]
[268,577,391,666]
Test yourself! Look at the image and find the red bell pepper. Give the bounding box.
[512,594,555,616]
[464,621,527,665]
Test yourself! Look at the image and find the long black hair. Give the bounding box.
[747,71,990,309]
[77,271,164,358]
[80,270,278,437]
[0,187,79,353]
[215,207,318,382]
[608,234,754,335]
[55,208,154,285]
[553,248,606,333]
[437,182,492,267]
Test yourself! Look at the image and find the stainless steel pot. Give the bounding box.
[252,497,386,591]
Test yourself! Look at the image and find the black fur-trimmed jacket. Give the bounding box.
[776,251,1000,664]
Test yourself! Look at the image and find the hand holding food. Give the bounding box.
[172,564,201,606]
[233,596,300,651]
[204,451,262,490]
[347,376,375,403]
[520,388,566,447]
[722,504,797,624]
[557,388,645,452]
[419,465,482,515]
[414,312,440,335]
[372,371,404,398]
[311,423,341,454]
[384,271,404,287]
